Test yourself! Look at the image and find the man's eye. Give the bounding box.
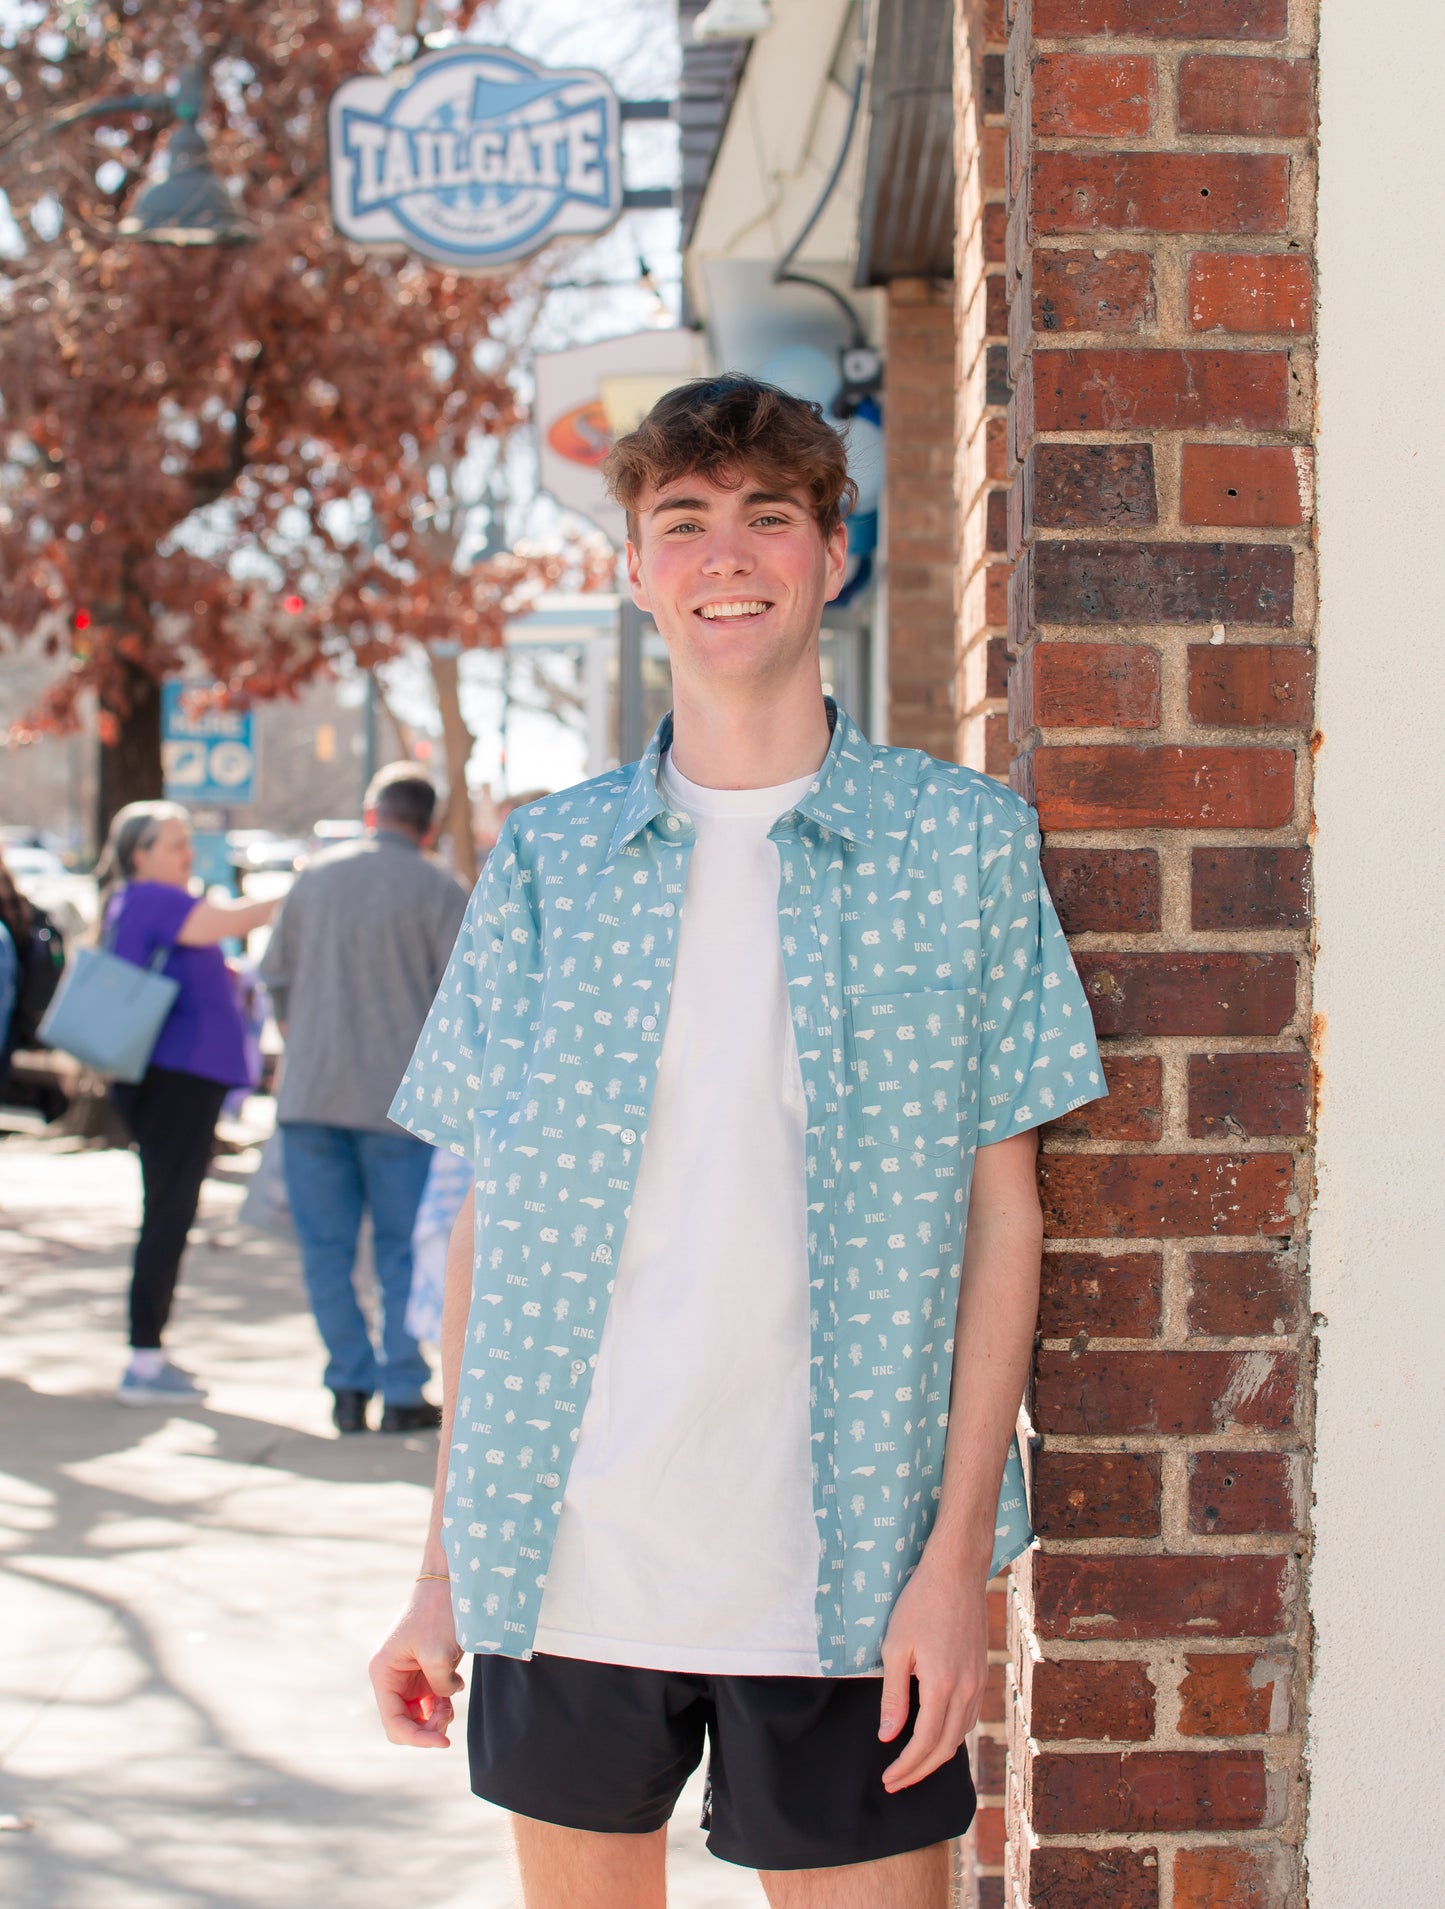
[665,520,703,534]
[753,513,788,527]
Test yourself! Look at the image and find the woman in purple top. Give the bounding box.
[99,802,278,1406]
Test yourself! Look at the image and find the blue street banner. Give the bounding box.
[161,684,255,807]
[328,47,623,271]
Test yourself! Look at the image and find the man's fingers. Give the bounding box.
[882,1677,955,1791]
[877,1652,914,1743]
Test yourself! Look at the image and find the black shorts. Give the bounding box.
[467,1652,976,1872]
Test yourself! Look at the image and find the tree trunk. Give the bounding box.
[427,645,478,885]
[96,654,163,851]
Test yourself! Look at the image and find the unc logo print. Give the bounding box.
[328,48,622,269]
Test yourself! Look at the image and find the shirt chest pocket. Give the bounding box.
[846,989,970,1152]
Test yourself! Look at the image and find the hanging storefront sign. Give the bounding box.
[329,46,623,270]
[535,330,705,544]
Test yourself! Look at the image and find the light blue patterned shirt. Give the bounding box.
[391,703,1105,1673]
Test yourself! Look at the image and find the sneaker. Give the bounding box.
[116,1361,207,1406]
[379,1400,443,1433]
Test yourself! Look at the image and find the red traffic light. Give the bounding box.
[74,608,92,630]
[283,593,304,613]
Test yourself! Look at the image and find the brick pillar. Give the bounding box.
[884,279,959,757]
[955,0,1011,779]
[996,4,1317,1905]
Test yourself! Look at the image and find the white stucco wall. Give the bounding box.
[1309,2,1445,1900]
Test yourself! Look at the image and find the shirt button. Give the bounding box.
[541,1473,559,1489]
[667,816,681,830]
[571,1360,586,1375]
[641,1015,657,1030]
[619,1127,637,1145]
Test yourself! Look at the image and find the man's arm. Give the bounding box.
[877,1128,1044,1791]
[368,1185,474,1747]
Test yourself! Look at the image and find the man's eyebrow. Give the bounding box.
[647,494,710,516]
[741,490,804,508]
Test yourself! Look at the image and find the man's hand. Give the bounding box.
[877,1547,989,1792]
[368,1579,465,1749]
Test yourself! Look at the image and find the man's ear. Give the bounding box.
[822,520,850,604]
[625,537,652,613]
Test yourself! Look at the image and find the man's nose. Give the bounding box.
[699,527,752,575]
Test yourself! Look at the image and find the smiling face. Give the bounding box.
[626,468,849,697]
[130,815,194,890]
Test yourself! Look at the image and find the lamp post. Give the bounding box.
[1,62,253,247]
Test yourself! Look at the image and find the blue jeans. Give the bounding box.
[281,1123,433,1404]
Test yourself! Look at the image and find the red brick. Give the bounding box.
[1076,953,1298,1037]
[1179,1653,1291,1737]
[1188,642,1314,726]
[1024,745,1296,831]
[1188,253,1312,334]
[1028,348,1288,431]
[975,1735,1006,1796]
[1032,53,1156,137]
[1032,1659,1156,1740]
[1039,1151,1296,1237]
[1178,56,1314,137]
[1032,248,1155,333]
[985,633,1010,698]
[1189,1451,1300,1534]
[1027,1846,1160,1909]
[1023,443,1158,531]
[986,1580,1008,1651]
[1191,847,1310,930]
[1016,643,1160,731]
[981,51,1005,117]
[1025,541,1294,627]
[984,709,1011,777]
[1041,847,1161,935]
[1041,1249,1163,1336]
[1032,152,1289,237]
[1180,445,1305,528]
[1033,1448,1162,1539]
[1050,1053,1162,1141]
[1174,1844,1292,1909]
[980,1660,1008,1723]
[1032,0,1286,34]
[1032,1554,1291,1642]
[974,1801,1006,1865]
[1187,1248,1303,1336]
[1030,1749,1273,1832]
[1035,1349,1297,1434]
[1188,1052,1310,1138]
[983,200,1008,263]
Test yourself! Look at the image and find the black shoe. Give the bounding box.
[379,1400,443,1434]
[331,1388,371,1434]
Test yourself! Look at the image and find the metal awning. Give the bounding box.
[855,0,955,285]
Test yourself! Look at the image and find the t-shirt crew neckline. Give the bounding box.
[660,751,818,821]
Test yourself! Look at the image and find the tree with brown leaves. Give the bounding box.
[0,1,584,861]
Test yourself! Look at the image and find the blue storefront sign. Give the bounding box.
[161,684,255,807]
[328,47,623,270]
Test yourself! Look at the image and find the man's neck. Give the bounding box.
[665,667,832,792]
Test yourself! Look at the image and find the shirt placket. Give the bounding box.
[770,814,849,1668]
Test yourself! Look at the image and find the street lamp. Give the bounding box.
[1,63,253,248]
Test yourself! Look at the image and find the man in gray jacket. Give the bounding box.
[261,764,468,1433]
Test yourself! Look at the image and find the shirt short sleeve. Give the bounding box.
[976,812,1105,1142]
[110,881,198,965]
[389,821,520,1156]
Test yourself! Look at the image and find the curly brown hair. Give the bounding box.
[602,374,858,544]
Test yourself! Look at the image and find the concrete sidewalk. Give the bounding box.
[0,1120,765,1909]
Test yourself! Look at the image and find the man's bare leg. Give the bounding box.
[759,1840,953,1909]
[512,1817,668,1909]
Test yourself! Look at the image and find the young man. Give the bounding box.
[371,377,1105,1906]
[260,763,468,1432]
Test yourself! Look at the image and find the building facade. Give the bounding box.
[680,2,1443,1903]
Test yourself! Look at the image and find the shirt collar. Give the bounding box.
[607,698,875,859]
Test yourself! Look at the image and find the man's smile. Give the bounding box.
[695,599,773,622]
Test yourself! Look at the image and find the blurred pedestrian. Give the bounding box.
[0,851,24,1099]
[99,801,279,1405]
[260,764,468,1434]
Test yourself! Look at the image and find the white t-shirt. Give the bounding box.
[532,755,823,1674]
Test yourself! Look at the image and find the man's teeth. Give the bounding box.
[698,601,768,618]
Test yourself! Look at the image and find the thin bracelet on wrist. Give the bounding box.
[416,1572,450,1582]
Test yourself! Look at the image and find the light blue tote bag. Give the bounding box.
[38,938,179,1085]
